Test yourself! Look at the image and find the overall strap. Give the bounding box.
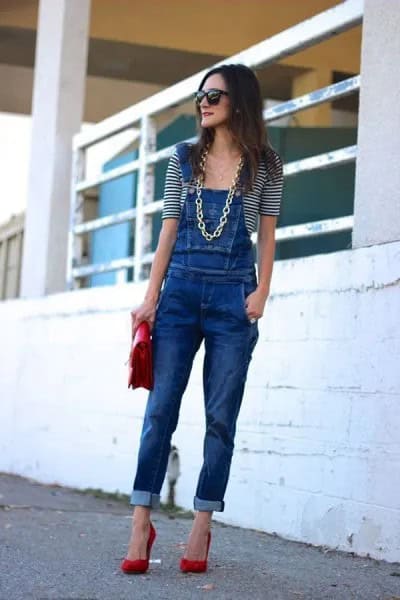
[175,142,194,184]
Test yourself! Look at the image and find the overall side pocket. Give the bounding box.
[240,280,258,325]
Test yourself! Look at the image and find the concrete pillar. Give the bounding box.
[20,0,91,297]
[291,68,332,126]
[352,0,400,248]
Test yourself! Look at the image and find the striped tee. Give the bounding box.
[161,146,284,234]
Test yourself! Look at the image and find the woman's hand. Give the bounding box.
[130,297,158,336]
[244,287,268,321]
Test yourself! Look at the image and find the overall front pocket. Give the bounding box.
[186,199,242,251]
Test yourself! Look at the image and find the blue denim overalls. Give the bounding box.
[130,142,259,512]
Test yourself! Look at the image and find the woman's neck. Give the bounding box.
[209,126,241,158]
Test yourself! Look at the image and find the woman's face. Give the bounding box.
[198,73,231,129]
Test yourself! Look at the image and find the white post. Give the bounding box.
[134,116,156,282]
[20,0,91,297]
[66,146,86,290]
[352,0,400,248]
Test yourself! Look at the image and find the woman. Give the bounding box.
[121,63,284,574]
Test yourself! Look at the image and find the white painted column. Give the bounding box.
[352,0,400,248]
[20,0,91,297]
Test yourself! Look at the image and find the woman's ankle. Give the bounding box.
[132,506,151,528]
[193,510,212,527]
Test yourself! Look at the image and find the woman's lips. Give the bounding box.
[202,112,213,116]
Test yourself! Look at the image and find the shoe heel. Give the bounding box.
[180,531,211,573]
[121,521,156,574]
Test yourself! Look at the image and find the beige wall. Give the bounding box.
[0,0,361,126]
[0,63,162,122]
[0,0,361,72]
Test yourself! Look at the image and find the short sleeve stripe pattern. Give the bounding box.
[161,148,284,234]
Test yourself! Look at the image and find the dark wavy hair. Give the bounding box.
[189,63,282,193]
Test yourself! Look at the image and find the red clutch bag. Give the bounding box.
[128,320,154,390]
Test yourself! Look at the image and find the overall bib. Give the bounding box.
[130,142,259,512]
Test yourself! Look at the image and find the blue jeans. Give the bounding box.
[130,268,259,512]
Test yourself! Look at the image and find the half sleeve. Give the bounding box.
[260,151,284,217]
[161,152,183,220]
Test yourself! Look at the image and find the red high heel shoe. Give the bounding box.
[180,531,211,573]
[120,522,156,574]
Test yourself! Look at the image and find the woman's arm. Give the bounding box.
[256,214,277,296]
[131,218,178,333]
[131,150,183,333]
[144,218,178,303]
[245,215,277,321]
[245,150,283,321]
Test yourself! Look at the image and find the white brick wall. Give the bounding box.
[1,240,399,562]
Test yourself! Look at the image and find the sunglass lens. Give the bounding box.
[194,91,205,104]
[194,90,224,105]
[207,91,221,104]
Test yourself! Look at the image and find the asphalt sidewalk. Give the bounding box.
[0,472,399,600]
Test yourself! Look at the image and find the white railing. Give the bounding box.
[67,0,363,289]
[0,213,25,300]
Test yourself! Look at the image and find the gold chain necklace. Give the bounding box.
[195,145,244,241]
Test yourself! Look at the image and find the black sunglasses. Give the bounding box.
[194,88,229,106]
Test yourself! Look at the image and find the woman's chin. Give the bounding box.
[201,118,224,129]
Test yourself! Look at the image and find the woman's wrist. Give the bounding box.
[256,282,270,297]
[144,288,160,304]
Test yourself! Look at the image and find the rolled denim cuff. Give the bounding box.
[194,496,225,512]
[130,490,160,509]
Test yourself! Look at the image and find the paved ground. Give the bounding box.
[1,473,400,600]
